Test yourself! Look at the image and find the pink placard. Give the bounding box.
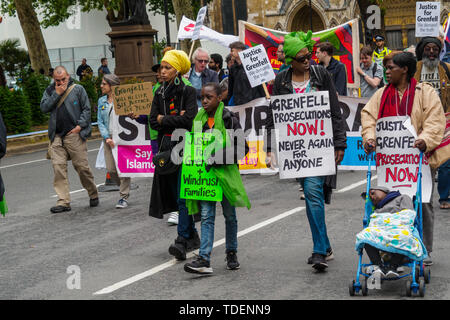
[117,145,155,174]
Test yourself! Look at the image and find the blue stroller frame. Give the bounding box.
[349,151,431,297]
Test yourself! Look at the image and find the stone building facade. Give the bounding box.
[208,0,450,49]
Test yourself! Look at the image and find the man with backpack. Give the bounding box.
[357,46,383,98]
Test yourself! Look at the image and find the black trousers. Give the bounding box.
[364,244,405,267]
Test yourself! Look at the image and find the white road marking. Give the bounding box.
[51,183,105,198]
[93,175,375,296]
[93,206,305,295]
[0,148,100,169]
[336,175,377,193]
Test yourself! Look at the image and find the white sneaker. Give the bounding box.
[167,212,179,225]
[116,198,128,209]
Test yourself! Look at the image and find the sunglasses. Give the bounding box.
[196,59,209,64]
[293,53,312,63]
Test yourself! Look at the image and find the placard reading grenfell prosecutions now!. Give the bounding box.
[180,132,223,201]
[271,91,336,179]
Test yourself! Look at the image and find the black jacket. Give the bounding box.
[321,57,347,96]
[265,65,347,153]
[187,67,219,102]
[202,107,249,169]
[149,77,198,145]
[227,63,266,105]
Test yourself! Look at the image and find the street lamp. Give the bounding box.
[164,0,171,45]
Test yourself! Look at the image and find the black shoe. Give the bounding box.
[168,236,188,260]
[311,253,328,271]
[184,256,213,274]
[226,251,240,270]
[50,205,71,213]
[186,231,201,251]
[307,248,334,264]
[193,212,201,222]
[90,197,99,207]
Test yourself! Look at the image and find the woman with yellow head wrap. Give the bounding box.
[149,49,200,259]
[264,29,348,272]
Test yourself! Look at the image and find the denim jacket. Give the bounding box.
[97,95,113,140]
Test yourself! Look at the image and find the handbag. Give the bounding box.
[152,135,181,175]
[152,85,186,175]
[46,84,77,160]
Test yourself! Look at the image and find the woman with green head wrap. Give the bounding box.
[264,30,348,272]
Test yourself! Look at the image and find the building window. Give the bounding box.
[222,0,247,35]
[407,29,418,47]
[386,30,403,50]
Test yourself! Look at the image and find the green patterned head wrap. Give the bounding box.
[283,30,316,65]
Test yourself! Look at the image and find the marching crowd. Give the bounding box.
[31,29,449,277]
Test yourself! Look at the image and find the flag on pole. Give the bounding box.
[177,16,239,48]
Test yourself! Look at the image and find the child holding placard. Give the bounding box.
[183,83,251,275]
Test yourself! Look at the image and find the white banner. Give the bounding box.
[375,116,432,202]
[231,98,276,174]
[111,113,155,178]
[238,44,275,88]
[177,16,239,48]
[416,2,440,37]
[271,91,336,179]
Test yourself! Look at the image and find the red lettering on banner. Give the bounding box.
[385,167,419,183]
[286,120,321,136]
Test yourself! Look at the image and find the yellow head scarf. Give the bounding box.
[161,50,191,75]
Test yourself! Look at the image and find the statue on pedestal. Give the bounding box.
[119,0,150,25]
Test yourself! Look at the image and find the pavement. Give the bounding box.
[1,138,450,300]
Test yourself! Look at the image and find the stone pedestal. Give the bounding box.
[107,24,158,83]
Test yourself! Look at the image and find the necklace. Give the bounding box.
[395,83,410,116]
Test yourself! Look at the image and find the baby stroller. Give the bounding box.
[349,152,431,297]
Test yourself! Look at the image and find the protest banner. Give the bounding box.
[112,82,153,116]
[270,92,336,179]
[180,132,223,201]
[375,116,432,202]
[239,19,360,87]
[232,97,275,174]
[192,6,208,41]
[416,2,440,37]
[111,113,154,178]
[177,15,239,48]
[238,44,275,88]
[337,96,372,170]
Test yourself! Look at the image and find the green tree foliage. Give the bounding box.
[0,87,32,134]
[76,74,98,122]
[0,39,30,78]
[18,71,50,126]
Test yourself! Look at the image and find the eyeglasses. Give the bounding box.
[196,59,209,64]
[293,53,312,63]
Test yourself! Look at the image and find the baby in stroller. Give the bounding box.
[356,186,427,279]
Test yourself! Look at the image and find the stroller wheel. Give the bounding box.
[349,280,356,296]
[361,278,368,296]
[406,280,412,297]
[424,267,431,284]
[419,279,426,297]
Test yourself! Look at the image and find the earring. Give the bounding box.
[174,73,180,85]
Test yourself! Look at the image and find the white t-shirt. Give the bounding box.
[420,66,440,97]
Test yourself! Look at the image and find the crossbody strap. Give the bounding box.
[56,84,77,109]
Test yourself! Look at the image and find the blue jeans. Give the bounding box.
[438,159,450,204]
[198,197,238,262]
[300,176,330,256]
[177,169,197,239]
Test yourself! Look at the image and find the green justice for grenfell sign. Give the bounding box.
[180,132,223,201]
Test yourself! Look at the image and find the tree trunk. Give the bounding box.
[172,0,199,54]
[13,0,51,74]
